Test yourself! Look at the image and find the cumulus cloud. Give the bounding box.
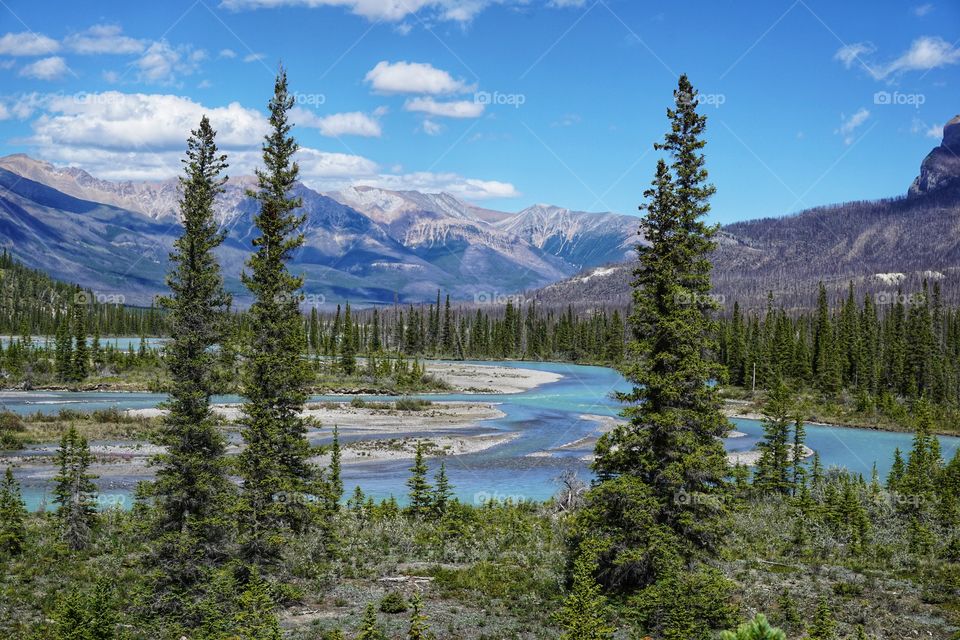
[0,32,59,56]
[834,42,875,69]
[135,41,206,84]
[243,52,267,63]
[355,172,519,200]
[404,96,483,118]
[365,60,473,95]
[19,56,69,80]
[913,3,934,16]
[421,119,443,135]
[836,108,870,145]
[64,24,145,55]
[836,36,960,79]
[218,48,237,58]
[292,107,382,137]
[911,117,943,139]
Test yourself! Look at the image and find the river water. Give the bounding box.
[2,361,957,510]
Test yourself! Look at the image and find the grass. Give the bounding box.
[0,408,159,445]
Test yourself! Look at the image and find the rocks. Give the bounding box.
[909,115,960,197]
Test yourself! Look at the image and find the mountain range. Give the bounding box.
[1,114,957,310]
[0,154,638,306]
[533,115,960,310]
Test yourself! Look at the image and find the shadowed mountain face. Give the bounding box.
[532,115,960,311]
[0,156,639,307]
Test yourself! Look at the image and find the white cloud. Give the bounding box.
[297,147,378,178]
[292,107,382,137]
[218,48,237,58]
[0,32,59,56]
[19,56,69,80]
[135,41,205,84]
[421,119,443,135]
[911,117,943,139]
[548,0,586,6]
[914,3,934,16]
[404,96,483,118]
[880,35,960,77]
[244,52,267,63]
[222,0,478,22]
[365,60,473,95]
[64,24,145,55]
[0,103,9,121]
[30,92,269,151]
[833,42,875,69]
[837,36,960,79]
[354,172,519,200]
[836,108,870,145]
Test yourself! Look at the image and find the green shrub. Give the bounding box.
[379,590,408,613]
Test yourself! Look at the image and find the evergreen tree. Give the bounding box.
[555,540,615,640]
[70,287,89,382]
[719,614,786,640]
[340,303,356,374]
[791,415,807,493]
[53,579,117,640]
[584,74,730,592]
[233,570,282,640]
[52,426,97,551]
[237,68,318,563]
[807,597,837,640]
[755,380,794,495]
[54,313,72,382]
[326,425,343,511]
[432,461,453,518]
[407,440,432,518]
[406,593,431,640]
[145,114,233,612]
[0,467,27,555]
[356,603,387,640]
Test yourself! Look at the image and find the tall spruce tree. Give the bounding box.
[70,288,89,382]
[0,467,27,555]
[52,426,97,551]
[583,75,730,592]
[755,380,794,495]
[145,115,233,612]
[237,67,317,563]
[407,440,432,518]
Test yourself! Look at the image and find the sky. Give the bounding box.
[0,0,957,225]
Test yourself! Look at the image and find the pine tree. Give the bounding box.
[145,115,233,611]
[0,467,27,555]
[407,440,432,518]
[54,312,72,382]
[340,303,357,374]
[237,67,318,563]
[233,570,282,640]
[719,614,786,640]
[53,579,117,640]
[326,425,343,511]
[755,380,793,495]
[791,415,807,494]
[807,597,837,640]
[432,461,453,518]
[584,74,729,592]
[70,287,89,382]
[888,448,905,492]
[52,426,97,551]
[406,593,431,640]
[356,603,387,640]
[555,540,615,640]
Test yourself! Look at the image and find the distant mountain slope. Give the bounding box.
[0,157,639,306]
[532,115,960,310]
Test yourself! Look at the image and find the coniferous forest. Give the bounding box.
[2,68,960,640]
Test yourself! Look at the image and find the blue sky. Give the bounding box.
[0,0,957,224]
